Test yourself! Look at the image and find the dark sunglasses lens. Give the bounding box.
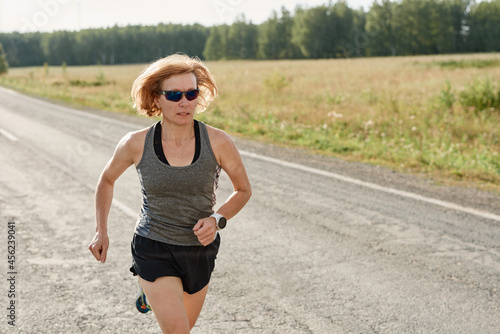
[186,90,200,101]
[166,91,182,102]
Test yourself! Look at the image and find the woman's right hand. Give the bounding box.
[88,232,109,263]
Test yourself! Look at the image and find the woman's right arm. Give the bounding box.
[88,132,141,263]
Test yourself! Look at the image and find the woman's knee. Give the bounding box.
[159,318,190,334]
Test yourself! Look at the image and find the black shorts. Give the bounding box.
[130,233,220,294]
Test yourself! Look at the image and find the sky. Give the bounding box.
[0,0,373,33]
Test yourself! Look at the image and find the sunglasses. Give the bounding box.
[158,89,200,102]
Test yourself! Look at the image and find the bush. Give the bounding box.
[0,43,8,75]
[459,77,500,112]
[263,71,290,92]
[439,80,455,109]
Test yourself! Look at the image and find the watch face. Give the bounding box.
[218,217,227,229]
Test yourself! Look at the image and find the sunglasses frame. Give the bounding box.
[158,89,200,102]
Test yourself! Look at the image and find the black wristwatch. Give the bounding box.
[211,213,227,230]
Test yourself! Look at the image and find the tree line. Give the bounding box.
[0,0,499,68]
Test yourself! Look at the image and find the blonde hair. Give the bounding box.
[131,54,218,117]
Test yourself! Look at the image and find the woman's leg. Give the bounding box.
[183,284,209,330]
[139,276,190,334]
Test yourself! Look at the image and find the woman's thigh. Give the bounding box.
[183,284,209,329]
[139,276,190,334]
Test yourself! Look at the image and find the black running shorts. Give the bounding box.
[130,233,220,294]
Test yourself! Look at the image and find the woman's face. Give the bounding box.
[155,72,198,126]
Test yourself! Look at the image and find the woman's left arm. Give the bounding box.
[193,129,252,245]
[215,133,252,220]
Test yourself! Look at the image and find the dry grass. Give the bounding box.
[1,54,499,191]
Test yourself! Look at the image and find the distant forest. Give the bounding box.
[0,0,499,67]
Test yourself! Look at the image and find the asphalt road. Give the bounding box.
[0,86,499,333]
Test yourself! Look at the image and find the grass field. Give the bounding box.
[1,54,499,192]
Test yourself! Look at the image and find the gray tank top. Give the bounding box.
[134,121,221,246]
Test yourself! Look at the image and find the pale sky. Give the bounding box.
[0,0,373,33]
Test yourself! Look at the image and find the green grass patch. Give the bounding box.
[434,58,500,69]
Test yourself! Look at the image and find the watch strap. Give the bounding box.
[210,212,224,221]
[210,212,226,230]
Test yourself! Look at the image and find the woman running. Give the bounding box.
[88,54,252,333]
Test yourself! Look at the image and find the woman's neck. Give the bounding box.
[160,119,195,145]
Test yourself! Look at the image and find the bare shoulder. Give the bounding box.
[205,124,235,150]
[116,126,150,165]
[121,127,149,148]
[207,125,240,168]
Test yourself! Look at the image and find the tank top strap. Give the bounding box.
[197,121,217,164]
[138,123,157,166]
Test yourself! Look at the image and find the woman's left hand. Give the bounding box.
[193,217,217,246]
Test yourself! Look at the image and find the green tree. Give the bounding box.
[292,5,332,58]
[226,16,258,59]
[427,0,470,54]
[0,32,45,67]
[258,7,300,59]
[467,0,500,52]
[391,0,436,55]
[365,0,396,56]
[292,1,361,59]
[3,1,500,66]
[203,25,229,60]
[258,10,282,59]
[447,0,471,53]
[431,0,455,54]
[41,30,77,65]
[331,0,363,57]
[0,42,8,74]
